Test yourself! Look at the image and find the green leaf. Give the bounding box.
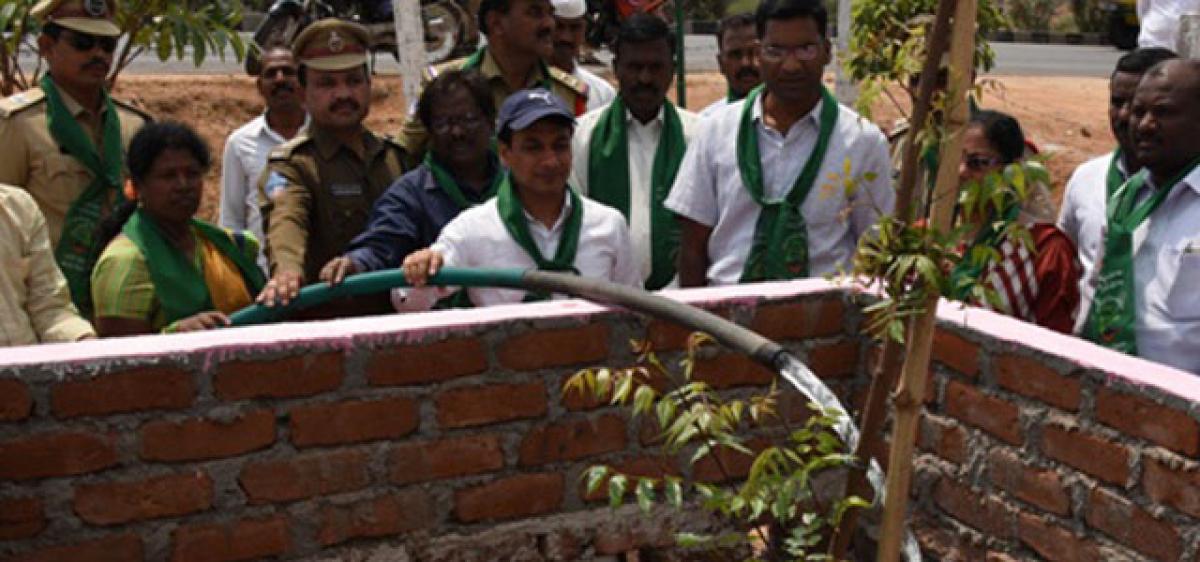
[635,478,656,514]
[607,474,627,508]
[583,465,609,495]
[664,477,683,507]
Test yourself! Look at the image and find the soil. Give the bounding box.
[111,72,1112,222]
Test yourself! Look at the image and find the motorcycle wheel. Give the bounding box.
[422,0,472,63]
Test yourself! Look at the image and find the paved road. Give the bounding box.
[16,33,1123,77]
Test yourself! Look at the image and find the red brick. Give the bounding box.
[171,516,290,562]
[919,414,968,464]
[497,324,609,371]
[1095,389,1199,456]
[750,298,845,341]
[318,489,434,546]
[214,352,343,400]
[389,434,505,484]
[455,472,564,522]
[645,320,696,352]
[0,431,118,480]
[1041,424,1130,486]
[290,396,418,448]
[366,337,487,386]
[141,409,275,462]
[931,329,980,377]
[593,520,674,555]
[994,353,1081,411]
[74,471,213,525]
[1017,512,1100,562]
[1085,487,1181,561]
[933,478,1013,539]
[436,382,547,429]
[0,497,45,540]
[0,379,32,421]
[944,380,1022,445]
[1143,457,1200,518]
[693,438,770,483]
[4,534,142,562]
[518,415,628,466]
[239,449,370,504]
[807,340,860,379]
[693,354,774,389]
[581,456,681,502]
[987,448,1070,516]
[51,367,193,418]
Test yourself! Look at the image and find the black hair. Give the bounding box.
[716,12,755,50]
[1114,47,1177,76]
[417,69,495,129]
[41,21,64,38]
[297,63,370,87]
[477,0,512,36]
[755,0,827,39]
[612,13,676,59]
[969,110,1025,165]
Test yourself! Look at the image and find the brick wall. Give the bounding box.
[4,279,1200,561]
[0,280,865,561]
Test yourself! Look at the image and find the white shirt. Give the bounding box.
[699,97,732,120]
[575,66,617,112]
[664,94,895,286]
[395,191,641,308]
[1083,166,1200,374]
[219,113,308,271]
[1058,151,1123,331]
[570,103,699,285]
[1138,0,1200,50]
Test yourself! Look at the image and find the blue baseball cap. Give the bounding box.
[496,88,575,137]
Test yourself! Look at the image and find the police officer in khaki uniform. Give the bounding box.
[395,0,588,164]
[256,19,407,310]
[0,0,150,311]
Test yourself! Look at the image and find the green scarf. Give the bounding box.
[424,152,500,209]
[496,173,583,301]
[462,47,553,92]
[41,75,126,314]
[736,85,839,282]
[122,209,266,324]
[1106,148,1127,198]
[1083,159,1200,354]
[586,98,686,289]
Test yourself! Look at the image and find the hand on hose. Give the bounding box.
[173,311,231,332]
[401,249,443,288]
[257,270,304,307]
[319,255,359,286]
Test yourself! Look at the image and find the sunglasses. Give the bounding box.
[63,31,118,54]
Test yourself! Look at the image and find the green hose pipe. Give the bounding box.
[227,267,527,326]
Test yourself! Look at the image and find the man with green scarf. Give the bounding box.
[1081,59,1200,374]
[1058,47,1177,333]
[570,14,698,290]
[699,13,761,120]
[665,0,893,287]
[0,0,151,313]
[398,88,640,308]
[395,0,587,164]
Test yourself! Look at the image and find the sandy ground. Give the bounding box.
[111,72,1112,223]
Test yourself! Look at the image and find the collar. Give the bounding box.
[521,187,574,232]
[624,102,666,128]
[751,92,823,133]
[312,125,378,161]
[421,152,500,192]
[1146,162,1200,195]
[481,47,547,89]
[259,111,311,142]
[54,84,106,119]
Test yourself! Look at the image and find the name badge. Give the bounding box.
[331,183,364,198]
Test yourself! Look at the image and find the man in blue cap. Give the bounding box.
[398,88,640,307]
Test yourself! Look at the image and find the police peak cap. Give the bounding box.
[292,18,371,71]
[33,0,121,38]
[497,88,575,134]
[551,0,587,19]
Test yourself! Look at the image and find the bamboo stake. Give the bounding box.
[828,1,956,557]
[875,0,976,559]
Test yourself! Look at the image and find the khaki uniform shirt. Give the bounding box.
[395,47,588,164]
[259,126,407,282]
[0,86,150,249]
[0,184,94,346]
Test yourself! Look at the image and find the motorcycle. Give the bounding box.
[245,0,479,75]
[585,0,672,51]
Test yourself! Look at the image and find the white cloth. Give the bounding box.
[219,113,308,272]
[575,66,616,112]
[394,191,641,308]
[570,102,699,285]
[1058,151,1122,332]
[699,97,732,120]
[663,94,895,286]
[1137,0,1200,50]
[1082,165,1200,373]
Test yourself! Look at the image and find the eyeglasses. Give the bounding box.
[430,113,487,135]
[760,44,821,62]
[63,30,118,54]
[962,153,1002,171]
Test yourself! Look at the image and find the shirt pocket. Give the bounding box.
[1165,241,1200,319]
[33,153,92,210]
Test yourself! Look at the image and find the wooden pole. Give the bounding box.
[833,0,857,106]
[393,0,427,110]
[828,0,956,557]
[674,0,687,108]
[875,0,976,559]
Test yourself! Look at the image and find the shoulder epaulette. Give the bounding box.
[268,133,313,161]
[113,98,154,123]
[548,66,586,96]
[0,88,46,119]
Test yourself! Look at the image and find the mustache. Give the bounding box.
[736,67,760,80]
[329,99,360,113]
[271,83,296,96]
[83,58,108,71]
